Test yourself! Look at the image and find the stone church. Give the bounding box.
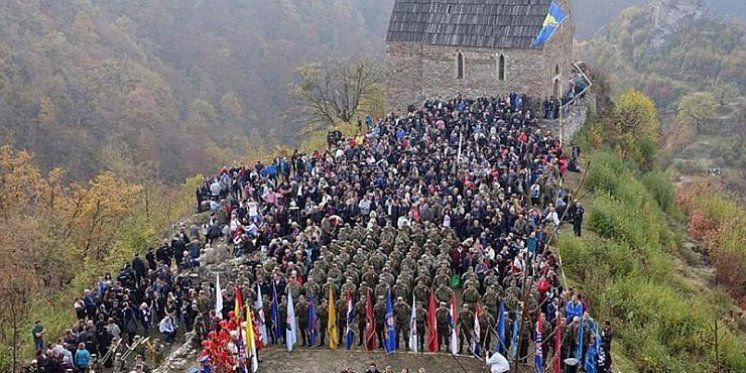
[385,0,574,110]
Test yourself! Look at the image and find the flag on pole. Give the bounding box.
[215,273,223,319]
[308,295,318,346]
[427,292,438,353]
[270,284,281,344]
[531,1,567,46]
[472,302,483,358]
[448,293,459,355]
[408,295,418,353]
[345,291,355,350]
[384,289,396,354]
[535,313,544,373]
[365,290,377,351]
[245,307,258,373]
[235,286,244,358]
[553,311,562,373]
[328,288,339,350]
[286,291,297,351]
[496,302,505,354]
[255,284,268,346]
[510,311,520,360]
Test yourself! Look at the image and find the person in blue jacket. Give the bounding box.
[565,294,584,325]
[74,342,91,372]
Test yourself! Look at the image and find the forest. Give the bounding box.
[0,0,392,182]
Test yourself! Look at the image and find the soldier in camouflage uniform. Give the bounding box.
[393,296,411,350]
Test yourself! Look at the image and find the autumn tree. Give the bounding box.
[676,92,718,132]
[290,57,383,128]
[610,90,660,168]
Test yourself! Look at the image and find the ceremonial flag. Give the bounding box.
[531,2,567,46]
[345,291,355,350]
[535,313,543,373]
[270,284,281,344]
[308,295,318,346]
[245,307,258,373]
[496,302,506,354]
[583,320,601,373]
[235,286,244,358]
[575,317,584,361]
[384,289,396,354]
[408,295,418,353]
[286,291,297,351]
[328,288,339,350]
[255,285,268,345]
[448,293,458,355]
[510,311,520,360]
[365,290,377,351]
[472,303,483,358]
[427,292,438,353]
[553,311,562,373]
[215,273,223,319]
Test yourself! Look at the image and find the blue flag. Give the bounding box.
[510,311,520,359]
[308,295,317,346]
[532,2,567,46]
[345,292,355,350]
[576,317,584,360]
[496,302,506,354]
[384,289,396,354]
[270,284,281,344]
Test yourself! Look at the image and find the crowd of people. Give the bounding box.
[30,94,612,373]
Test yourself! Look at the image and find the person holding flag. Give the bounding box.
[345,291,355,350]
[255,284,268,346]
[244,306,258,373]
[234,286,244,359]
[270,284,281,345]
[472,303,483,358]
[286,291,297,351]
[408,295,418,353]
[510,311,520,360]
[384,289,396,354]
[496,302,505,354]
[307,295,318,347]
[535,312,544,373]
[328,288,339,349]
[427,292,438,353]
[365,290,377,351]
[553,311,563,373]
[448,293,458,355]
[215,273,223,319]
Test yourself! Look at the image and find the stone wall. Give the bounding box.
[384,0,575,112]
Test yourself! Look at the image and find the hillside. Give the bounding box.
[573,0,746,39]
[0,0,394,182]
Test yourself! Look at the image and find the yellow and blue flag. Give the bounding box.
[532,2,567,46]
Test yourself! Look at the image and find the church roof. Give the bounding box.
[386,0,556,49]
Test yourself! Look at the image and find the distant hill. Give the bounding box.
[0,0,395,182]
[573,0,746,39]
[585,0,745,107]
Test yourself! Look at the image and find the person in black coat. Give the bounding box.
[573,202,584,237]
[132,254,147,288]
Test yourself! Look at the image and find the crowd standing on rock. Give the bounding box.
[28,95,608,373]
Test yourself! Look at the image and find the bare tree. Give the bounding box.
[290,57,382,128]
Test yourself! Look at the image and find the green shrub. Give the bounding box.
[641,170,675,213]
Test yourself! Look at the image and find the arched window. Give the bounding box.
[555,64,560,76]
[498,54,506,81]
[456,52,464,79]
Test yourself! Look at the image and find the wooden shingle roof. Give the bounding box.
[386,0,554,49]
